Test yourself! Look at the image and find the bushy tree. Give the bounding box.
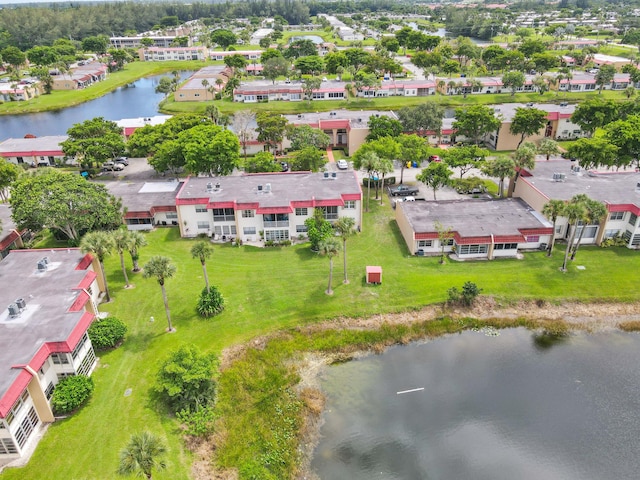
[304,208,333,251]
[286,125,330,151]
[244,151,280,173]
[51,375,94,414]
[155,344,218,412]
[62,117,126,167]
[211,29,237,50]
[88,316,127,349]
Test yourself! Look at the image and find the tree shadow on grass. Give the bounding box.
[121,330,164,354]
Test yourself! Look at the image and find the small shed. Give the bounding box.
[366,266,382,284]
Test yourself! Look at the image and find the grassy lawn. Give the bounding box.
[2,198,640,479]
[0,61,207,115]
[160,89,632,116]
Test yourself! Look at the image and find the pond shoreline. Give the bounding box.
[199,298,640,479]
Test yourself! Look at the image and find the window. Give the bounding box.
[418,240,432,247]
[295,208,308,216]
[0,438,17,455]
[328,92,344,98]
[57,372,73,381]
[51,353,69,366]
[166,212,178,220]
[265,229,289,241]
[213,208,235,222]
[197,221,210,230]
[243,227,256,235]
[77,348,96,376]
[14,407,39,448]
[16,157,23,164]
[71,333,88,360]
[443,238,454,246]
[343,201,355,209]
[604,229,620,239]
[458,244,488,255]
[321,206,338,220]
[222,225,237,235]
[296,225,308,233]
[555,224,563,234]
[629,213,637,227]
[609,211,624,221]
[525,236,539,243]
[263,213,289,227]
[5,391,29,426]
[494,243,518,250]
[44,383,54,400]
[195,205,207,213]
[242,210,254,218]
[633,234,640,246]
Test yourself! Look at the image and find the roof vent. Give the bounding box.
[206,182,213,192]
[357,118,362,122]
[330,111,337,116]
[526,102,534,107]
[15,298,26,310]
[214,182,221,191]
[297,114,303,119]
[258,184,263,191]
[8,304,20,317]
[494,108,501,112]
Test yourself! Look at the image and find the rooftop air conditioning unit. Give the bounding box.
[331,172,337,178]
[297,114,302,119]
[15,298,26,310]
[37,260,47,272]
[330,112,337,116]
[526,102,534,107]
[323,172,329,179]
[257,184,263,191]
[560,102,569,107]
[264,183,271,192]
[206,182,213,192]
[8,304,19,317]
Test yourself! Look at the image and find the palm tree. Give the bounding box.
[377,157,394,205]
[143,256,177,332]
[117,431,167,480]
[542,199,566,257]
[127,231,147,272]
[112,229,132,288]
[81,231,115,302]
[190,241,214,292]
[355,151,380,213]
[538,138,560,161]
[334,217,356,284]
[507,142,537,198]
[201,78,209,99]
[205,104,221,124]
[318,238,341,295]
[561,198,587,272]
[570,198,607,261]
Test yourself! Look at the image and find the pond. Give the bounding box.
[311,328,640,480]
[0,71,193,141]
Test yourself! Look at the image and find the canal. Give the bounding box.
[0,71,192,141]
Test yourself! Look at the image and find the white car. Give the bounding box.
[336,159,348,170]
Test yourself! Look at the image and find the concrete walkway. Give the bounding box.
[326,147,335,163]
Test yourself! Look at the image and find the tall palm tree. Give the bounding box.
[570,198,607,261]
[191,241,213,292]
[81,231,115,302]
[117,431,167,480]
[507,142,537,198]
[561,199,586,272]
[318,238,341,295]
[377,157,394,205]
[354,151,380,213]
[334,217,356,284]
[127,231,147,272]
[143,256,177,332]
[542,199,566,257]
[112,229,132,288]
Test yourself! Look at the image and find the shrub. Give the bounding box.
[156,344,219,413]
[197,286,225,318]
[176,404,217,437]
[51,375,94,415]
[88,316,127,349]
[447,281,482,307]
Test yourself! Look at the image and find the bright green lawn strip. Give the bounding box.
[160,90,630,116]
[0,61,207,115]
[1,200,640,479]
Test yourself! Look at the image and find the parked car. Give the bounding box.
[114,157,129,166]
[428,155,441,162]
[102,161,124,171]
[336,159,348,170]
[280,161,289,172]
[388,184,420,196]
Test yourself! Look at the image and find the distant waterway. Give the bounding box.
[0,71,192,141]
[311,328,640,480]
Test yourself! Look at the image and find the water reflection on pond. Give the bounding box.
[311,328,640,480]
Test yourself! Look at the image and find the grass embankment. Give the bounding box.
[2,198,640,480]
[0,61,207,115]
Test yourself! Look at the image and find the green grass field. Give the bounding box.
[1,198,639,479]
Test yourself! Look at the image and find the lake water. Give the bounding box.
[0,71,192,141]
[311,328,640,480]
